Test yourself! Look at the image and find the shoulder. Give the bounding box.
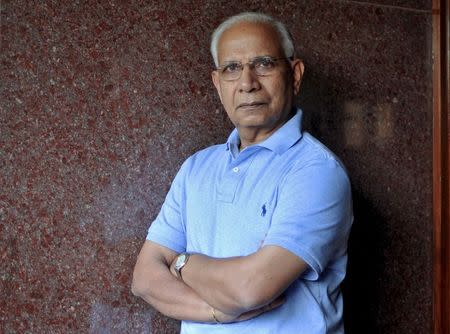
[294,132,347,168]
[296,132,342,162]
[179,143,227,174]
[185,143,226,164]
[283,132,351,188]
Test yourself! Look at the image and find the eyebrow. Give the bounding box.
[219,55,276,64]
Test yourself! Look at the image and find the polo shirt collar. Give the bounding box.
[226,108,303,156]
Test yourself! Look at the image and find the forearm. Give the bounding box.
[132,242,214,322]
[132,241,285,324]
[179,246,307,315]
[179,254,250,315]
[133,265,213,322]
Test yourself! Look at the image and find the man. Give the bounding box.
[132,12,353,334]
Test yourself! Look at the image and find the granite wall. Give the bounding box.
[1,0,433,333]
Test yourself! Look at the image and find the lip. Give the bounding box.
[236,102,267,110]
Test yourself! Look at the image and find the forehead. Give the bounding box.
[217,22,284,63]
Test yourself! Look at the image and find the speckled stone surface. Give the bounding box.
[0,1,433,333]
[336,0,431,10]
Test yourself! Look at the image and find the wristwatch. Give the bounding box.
[173,253,191,279]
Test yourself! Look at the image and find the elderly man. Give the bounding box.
[132,12,353,334]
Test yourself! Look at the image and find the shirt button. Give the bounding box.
[232,167,239,173]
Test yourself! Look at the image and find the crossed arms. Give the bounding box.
[131,156,352,323]
[131,240,307,323]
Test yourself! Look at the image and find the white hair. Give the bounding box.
[210,12,295,67]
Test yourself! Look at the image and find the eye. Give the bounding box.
[255,57,275,69]
[222,62,241,73]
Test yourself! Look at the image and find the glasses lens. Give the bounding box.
[220,62,242,81]
[253,57,276,76]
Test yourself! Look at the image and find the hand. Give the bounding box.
[212,294,285,323]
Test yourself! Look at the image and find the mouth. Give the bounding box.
[236,102,267,110]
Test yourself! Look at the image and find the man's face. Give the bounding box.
[212,22,304,136]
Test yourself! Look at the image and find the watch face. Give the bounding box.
[175,254,186,269]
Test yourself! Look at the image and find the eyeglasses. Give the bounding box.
[215,56,292,81]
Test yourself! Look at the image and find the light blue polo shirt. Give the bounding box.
[147,109,353,334]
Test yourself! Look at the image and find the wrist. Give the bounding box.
[172,252,191,280]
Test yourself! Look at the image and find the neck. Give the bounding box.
[238,128,277,150]
[238,108,296,150]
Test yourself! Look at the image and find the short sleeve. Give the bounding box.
[262,158,353,280]
[146,159,191,253]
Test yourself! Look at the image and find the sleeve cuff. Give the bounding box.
[146,229,186,254]
[262,237,322,281]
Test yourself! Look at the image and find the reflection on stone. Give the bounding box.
[375,103,394,139]
[343,100,365,148]
[342,100,395,147]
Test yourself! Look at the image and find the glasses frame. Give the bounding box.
[215,55,294,81]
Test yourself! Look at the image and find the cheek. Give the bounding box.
[270,79,291,103]
[221,87,236,107]
[266,84,285,106]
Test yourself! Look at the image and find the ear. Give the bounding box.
[291,59,305,95]
[211,71,223,104]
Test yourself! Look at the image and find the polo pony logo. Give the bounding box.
[261,204,267,217]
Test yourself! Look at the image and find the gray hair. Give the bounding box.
[210,12,295,67]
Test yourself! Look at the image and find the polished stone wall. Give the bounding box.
[1,1,433,333]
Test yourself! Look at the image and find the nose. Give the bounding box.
[238,64,261,93]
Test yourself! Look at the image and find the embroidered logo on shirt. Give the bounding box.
[261,204,267,217]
